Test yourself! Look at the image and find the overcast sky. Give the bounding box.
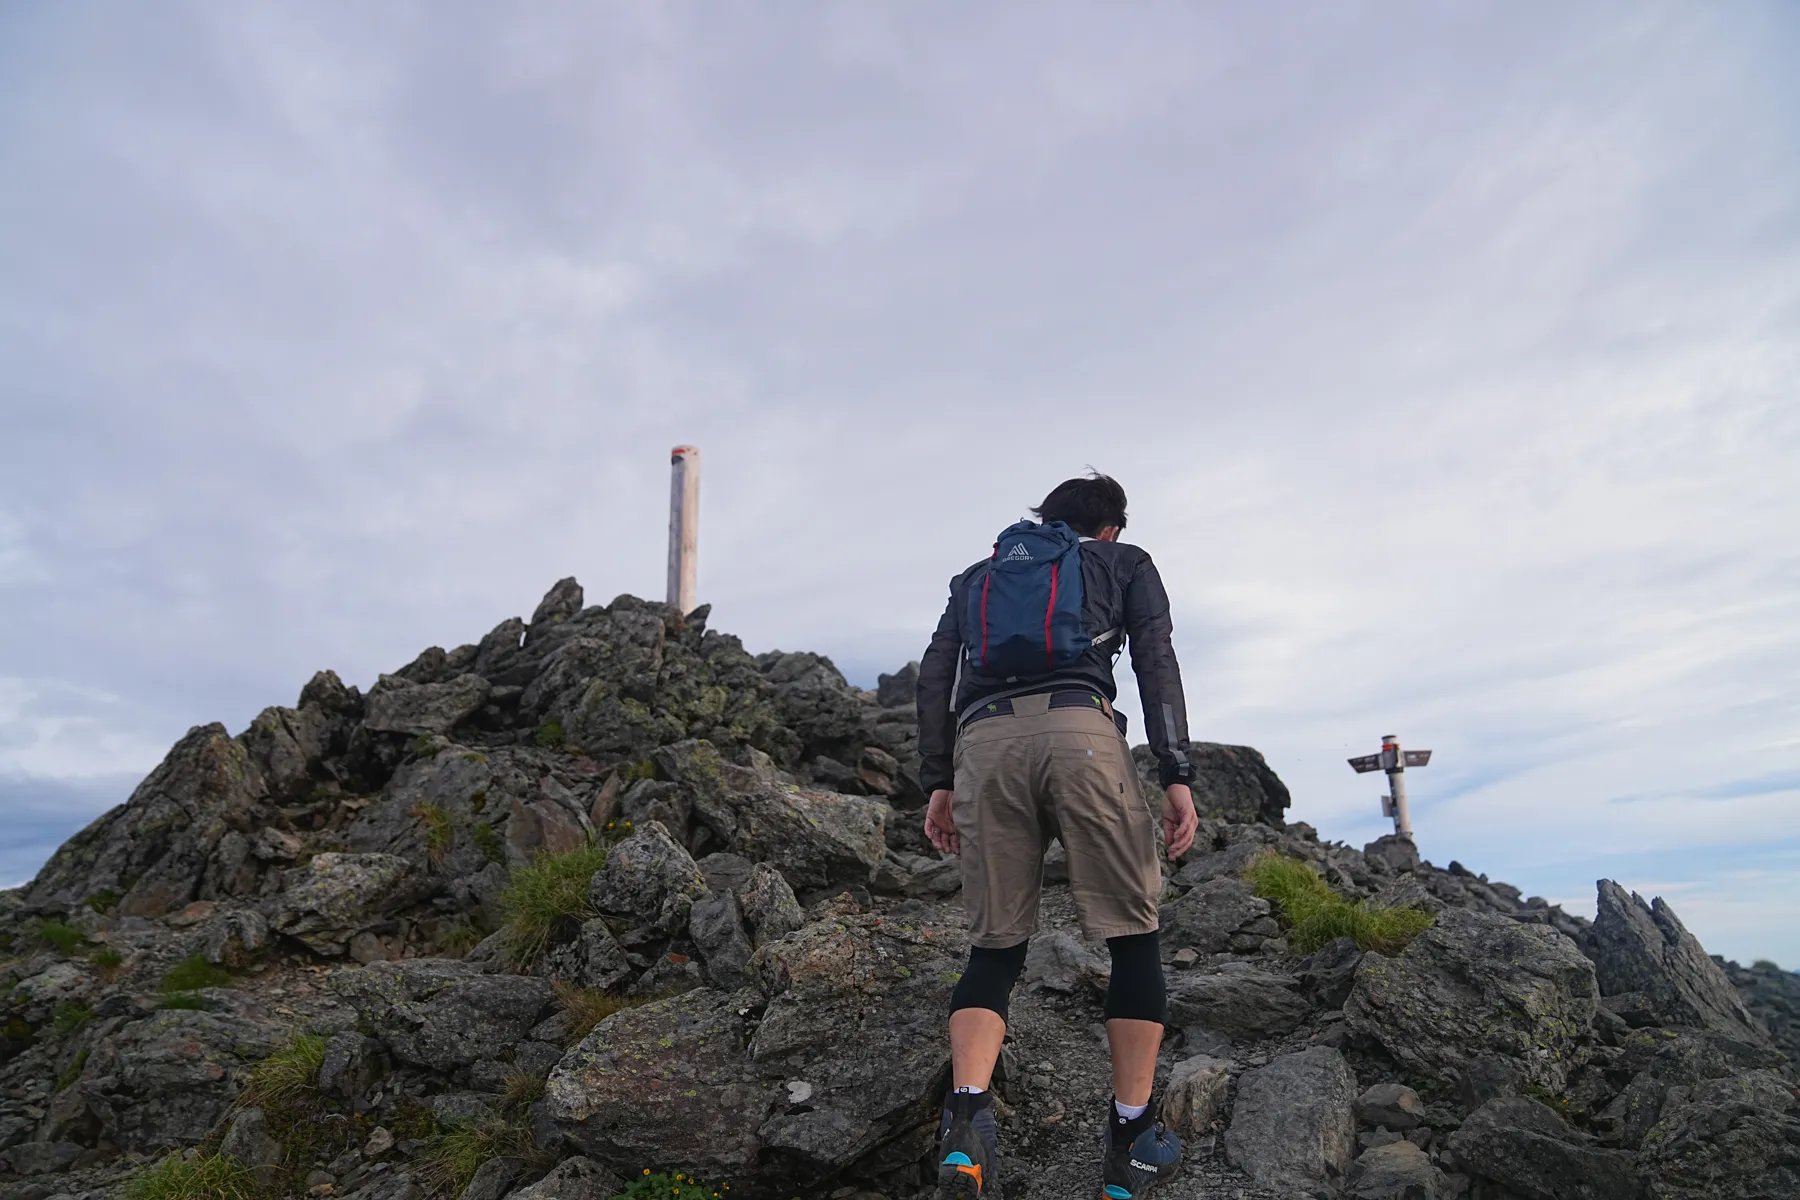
[4,2,1797,964]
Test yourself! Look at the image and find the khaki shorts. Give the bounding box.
[953,692,1161,947]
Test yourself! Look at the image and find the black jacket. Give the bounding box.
[916,538,1194,793]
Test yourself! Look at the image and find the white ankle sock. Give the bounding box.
[954,1085,986,1095]
[1114,1098,1149,1121]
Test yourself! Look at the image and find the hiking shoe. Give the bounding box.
[934,1090,998,1198]
[1098,1099,1182,1198]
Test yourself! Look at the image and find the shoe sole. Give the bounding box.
[935,1163,985,1198]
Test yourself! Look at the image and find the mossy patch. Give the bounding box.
[1246,851,1435,955]
[533,720,566,748]
[162,954,232,993]
[36,920,87,955]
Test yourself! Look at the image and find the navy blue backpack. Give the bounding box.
[964,520,1092,679]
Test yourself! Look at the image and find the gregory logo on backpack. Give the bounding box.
[965,520,1092,679]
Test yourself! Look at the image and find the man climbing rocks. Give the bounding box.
[915,472,1200,1199]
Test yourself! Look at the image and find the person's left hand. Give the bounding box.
[1163,783,1198,859]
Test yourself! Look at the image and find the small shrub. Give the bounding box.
[497,844,608,965]
[240,1032,328,1117]
[437,924,484,957]
[501,1068,545,1109]
[56,1046,90,1090]
[471,822,505,864]
[554,980,653,1044]
[84,889,121,915]
[533,720,566,748]
[1246,852,1436,955]
[621,759,657,784]
[162,954,232,993]
[611,1169,723,1200]
[91,945,125,979]
[416,1117,543,1194]
[51,1001,94,1037]
[37,920,87,955]
[125,1151,261,1200]
[411,802,454,863]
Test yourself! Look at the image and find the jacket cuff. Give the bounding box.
[1158,759,1195,788]
[920,757,954,795]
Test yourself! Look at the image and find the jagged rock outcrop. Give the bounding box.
[1591,880,1769,1042]
[1224,1046,1358,1192]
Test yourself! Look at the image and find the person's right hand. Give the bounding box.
[925,788,959,855]
[1163,783,1199,859]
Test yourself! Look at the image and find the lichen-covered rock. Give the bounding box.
[1167,963,1312,1039]
[24,724,279,917]
[268,853,425,956]
[1596,1029,1785,1151]
[1347,1139,1441,1200]
[1356,1082,1426,1131]
[1590,881,1768,1044]
[501,1156,622,1200]
[723,783,887,891]
[1224,1046,1358,1193]
[79,1008,289,1152]
[1163,1054,1232,1139]
[689,890,754,990]
[201,908,271,969]
[1134,741,1290,827]
[589,820,706,935]
[1445,1096,1642,1200]
[738,862,805,946]
[1346,907,1598,1095]
[330,959,553,1071]
[1638,1069,1800,1199]
[363,673,490,736]
[1159,877,1272,954]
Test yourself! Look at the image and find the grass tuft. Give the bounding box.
[57,1046,90,1090]
[158,994,214,1011]
[1246,851,1436,955]
[416,1117,542,1194]
[124,1152,263,1200]
[471,822,505,864]
[91,945,125,980]
[533,720,566,748]
[554,980,650,1045]
[501,1068,545,1109]
[52,1001,94,1037]
[37,919,87,955]
[239,1033,328,1118]
[497,844,608,965]
[411,802,454,864]
[84,889,121,915]
[437,924,484,957]
[162,954,232,993]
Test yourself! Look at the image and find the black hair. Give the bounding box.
[1031,472,1128,537]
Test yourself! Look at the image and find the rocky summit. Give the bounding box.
[3,580,1798,1200]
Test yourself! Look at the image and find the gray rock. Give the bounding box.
[723,783,888,891]
[1224,1045,1358,1193]
[589,821,706,936]
[1135,742,1289,827]
[1637,1068,1800,1198]
[1357,1083,1426,1131]
[1159,877,1271,954]
[331,959,554,1071]
[1172,843,1264,889]
[541,918,634,990]
[1590,881,1768,1043]
[1300,937,1364,1010]
[501,1157,622,1200]
[458,1157,520,1200]
[364,1127,395,1157]
[1021,931,1108,996]
[269,852,425,956]
[690,891,755,990]
[430,1093,498,1128]
[527,578,584,644]
[363,673,490,736]
[1,1142,84,1176]
[1162,1055,1232,1139]
[738,862,805,946]
[875,663,920,709]
[1597,1029,1785,1151]
[1346,907,1598,1095]
[1348,1139,1439,1199]
[219,1107,284,1186]
[1167,963,1312,1039]
[339,1171,424,1200]
[317,1032,385,1107]
[202,908,272,969]
[1363,835,1421,875]
[696,852,756,896]
[1445,1096,1641,1200]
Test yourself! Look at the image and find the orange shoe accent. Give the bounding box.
[955,1163,984,1192]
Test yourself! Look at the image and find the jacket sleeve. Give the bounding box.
[915,579,964,794]
[1125,553,1195,788]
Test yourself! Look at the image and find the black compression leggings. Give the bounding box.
[948,931,1167,1025]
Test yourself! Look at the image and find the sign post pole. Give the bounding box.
[667,446,700,614]
[1348,736,1432,841]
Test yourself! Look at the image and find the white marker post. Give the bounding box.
[1348,735,1433,840]
[666,446,700,615]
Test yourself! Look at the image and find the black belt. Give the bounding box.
[961,689,1128,738]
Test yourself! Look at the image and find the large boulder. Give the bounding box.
[268,853,426,956]
[1445,1096,1642,1200]
[78,1008,290,1152]
[1345,907,1598,1095]
[1637,1069,1800,1199]
[1135,741,1290,827]
[1224,1046,1358,1193]
[363,673,490,736]
[1159,877,1272,954]
[24,724,280,917]
[1347,1140,1440,1199]
[719,782,888,892]
[1167,962,1312,1039]
[1590,881,1768,1043]
[1597,1029,1786,1151]
[331,959,554,1072]
[589,820,707,936]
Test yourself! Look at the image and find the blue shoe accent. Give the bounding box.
[944,1152,973,1167]
[1100,1097,1182,1196]
[1104,1187,1133,1199]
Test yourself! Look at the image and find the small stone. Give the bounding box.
[787,1080,814,1105]
[1173,948,1199,968]
[1356,1083,1426,1131]
[304,1170,336,1189]
[363,1127,395,1157]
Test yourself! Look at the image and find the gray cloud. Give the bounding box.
[3,2,1798,959]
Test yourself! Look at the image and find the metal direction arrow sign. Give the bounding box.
[1346,735,1432,841]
